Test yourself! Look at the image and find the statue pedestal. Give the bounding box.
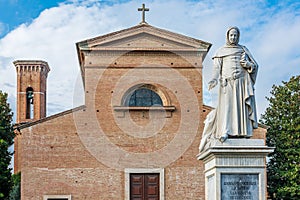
[197,139,274,200]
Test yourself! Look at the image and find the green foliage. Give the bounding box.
[260,75,300,199]
[9,173,20,200]
[0,91,14,200]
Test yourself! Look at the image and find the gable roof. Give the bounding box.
[14,105,85,131]
[76,23,212,79]
[77,23,211,51]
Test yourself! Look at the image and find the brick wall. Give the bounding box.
[16,34,265,199]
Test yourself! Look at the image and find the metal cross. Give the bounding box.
[138,4,149,24]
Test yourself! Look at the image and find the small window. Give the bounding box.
[128,88,163,107]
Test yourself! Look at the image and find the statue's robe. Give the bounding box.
[199,44,258,152]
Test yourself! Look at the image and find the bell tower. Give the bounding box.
[13,60,50,123]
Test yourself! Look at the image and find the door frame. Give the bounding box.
[125,168,164,200]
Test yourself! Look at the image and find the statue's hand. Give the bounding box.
[240,60,253,69]
[208,79,218,90]
[240,52,253,69]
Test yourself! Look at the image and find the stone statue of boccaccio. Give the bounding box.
[199,26,258,152]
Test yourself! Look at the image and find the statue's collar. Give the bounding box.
[213,44,243,58]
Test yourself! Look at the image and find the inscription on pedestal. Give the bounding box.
[221,174,258,200]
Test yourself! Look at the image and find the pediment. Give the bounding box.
[77,23,211,52]
[76,23,212,83]
[90,32,196,50]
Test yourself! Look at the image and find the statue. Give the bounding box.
[199,26,258,152]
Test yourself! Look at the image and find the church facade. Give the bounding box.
[13,21,267,199]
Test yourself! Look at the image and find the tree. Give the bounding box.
[260,75,300,199]
[9,173,20,200]
[0,91,14,200]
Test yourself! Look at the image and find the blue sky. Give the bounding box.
[0,0,300,120]
[0,0,64,37]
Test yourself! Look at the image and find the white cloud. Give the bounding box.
[0,2,126,116]
[0,0,299,119]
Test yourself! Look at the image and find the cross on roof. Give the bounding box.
[138,3,149,24]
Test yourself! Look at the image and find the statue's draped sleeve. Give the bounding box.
[211,56,222,82]
[242,45,258,84]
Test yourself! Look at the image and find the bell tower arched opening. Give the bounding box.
[26,87,34,119]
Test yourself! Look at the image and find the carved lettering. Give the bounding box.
[221,174,259,200]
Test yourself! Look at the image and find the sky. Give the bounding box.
[0,0,300,121]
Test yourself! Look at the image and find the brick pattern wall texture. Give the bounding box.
[16,30,266,199]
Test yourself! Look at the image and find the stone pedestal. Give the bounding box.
[197,139,274,200]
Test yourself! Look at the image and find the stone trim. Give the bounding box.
[114,106,175,111]
[84,49,206,54]
[43,195,71,200]
[77,23,211,50]
[85,65,202,69]
[113,106,175,118]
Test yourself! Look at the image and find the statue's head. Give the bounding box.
[226,26,240,46]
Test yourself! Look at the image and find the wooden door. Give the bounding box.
[130,173,159,200]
